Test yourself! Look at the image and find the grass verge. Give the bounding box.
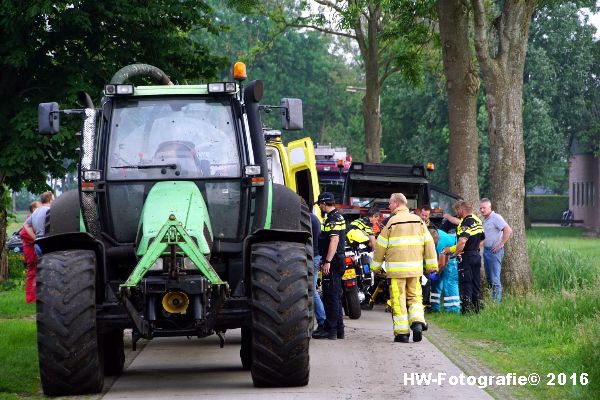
[429,227,600,400]
[0,254,40,399]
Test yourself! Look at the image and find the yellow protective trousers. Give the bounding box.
[389,277,425,335]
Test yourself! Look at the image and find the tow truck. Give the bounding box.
[340,162,461,227]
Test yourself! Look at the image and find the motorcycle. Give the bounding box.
[340,248,362,319]
[361,262,391,311]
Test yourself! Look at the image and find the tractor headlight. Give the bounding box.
[244,165,261,176]
[208,83,225,93]
[83,170,101,181]
[208,82,236,93]
[104,84,134,96]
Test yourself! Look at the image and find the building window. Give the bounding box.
[587,182,592,207]
[572,182,576,207]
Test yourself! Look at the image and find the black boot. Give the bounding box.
[394,334,410,343]
[411,322,423,342]
[312,329,336,340]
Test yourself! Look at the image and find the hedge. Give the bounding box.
[526,195,568,221]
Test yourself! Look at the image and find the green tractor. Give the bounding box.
[36,63,313,395]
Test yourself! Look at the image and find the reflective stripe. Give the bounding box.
[430,293,441,298]
[386,261,423,269]
[323,223,346,231]
[387,235,424,245]
[350,218,373,236]
[430,298,441,304]
[377,236,389,246]
[444,302,461,307]
[424,258,437,265]
[371,260,382,269]
[444,296,460,300]
[393,315,408,322]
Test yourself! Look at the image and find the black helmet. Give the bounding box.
[317,192,335,204]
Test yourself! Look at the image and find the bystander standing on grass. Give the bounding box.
[429,227,600,399]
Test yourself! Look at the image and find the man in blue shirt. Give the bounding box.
[480,198,512,303]
[309,211,327,334]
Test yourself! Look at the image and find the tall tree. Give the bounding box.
[523,2,598,192]
[270,0,436,162]
[471,0,538,294]
[196,1,365,150]
[0,0,225,279]
[438,1,481,208]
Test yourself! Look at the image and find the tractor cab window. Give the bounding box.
[107,98,240,180]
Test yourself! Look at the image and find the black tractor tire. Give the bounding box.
[36,250,103,396]
[250,241,310,387]
[300,202,315,332]
[240,325,252,371]
[344,286,362,320]
[45,189,80,235]
[101,329,125,376]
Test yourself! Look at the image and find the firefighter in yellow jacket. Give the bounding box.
[372,193,438,343]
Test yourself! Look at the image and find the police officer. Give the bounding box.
[447,200,485,313]
[312,192,347,340]
[346,211,380,250]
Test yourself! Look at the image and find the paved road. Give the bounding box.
[104,307,492,400]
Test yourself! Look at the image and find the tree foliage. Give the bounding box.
[0,0,227,279]
[523,1,599,191]
[0,0,226,193]
[254,0,438,162]
[197,0,366,156]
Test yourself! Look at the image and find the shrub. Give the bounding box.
[527,195,568,221]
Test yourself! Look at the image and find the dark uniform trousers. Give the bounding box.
[458,252,482,313]
[322,256,344,335]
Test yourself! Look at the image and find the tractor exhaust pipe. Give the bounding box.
[111,64,173,85]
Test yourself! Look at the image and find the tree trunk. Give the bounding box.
[359,4,382,163]
[485,80,532,295]
[363,81,381,163]
[438,0,480,207]
[0,187,9,281]
[472,0,538,295]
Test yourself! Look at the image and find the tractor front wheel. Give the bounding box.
[250,241,310,387]
[36,250,103,396]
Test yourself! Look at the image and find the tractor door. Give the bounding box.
[286,137,320,208]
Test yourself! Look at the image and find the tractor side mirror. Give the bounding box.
[280,98,303,130]
[38,102,60,135]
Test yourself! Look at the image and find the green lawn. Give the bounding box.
[0,255,41,399]
[429,227,600,400]
[7,211,28,236]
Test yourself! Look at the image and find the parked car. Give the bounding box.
[6,231,22,254]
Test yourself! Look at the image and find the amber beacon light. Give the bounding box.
[233,62,247,81]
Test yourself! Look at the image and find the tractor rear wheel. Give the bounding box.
[250,241,310,387]
[300,203,314,332]
[36,250,103,396]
